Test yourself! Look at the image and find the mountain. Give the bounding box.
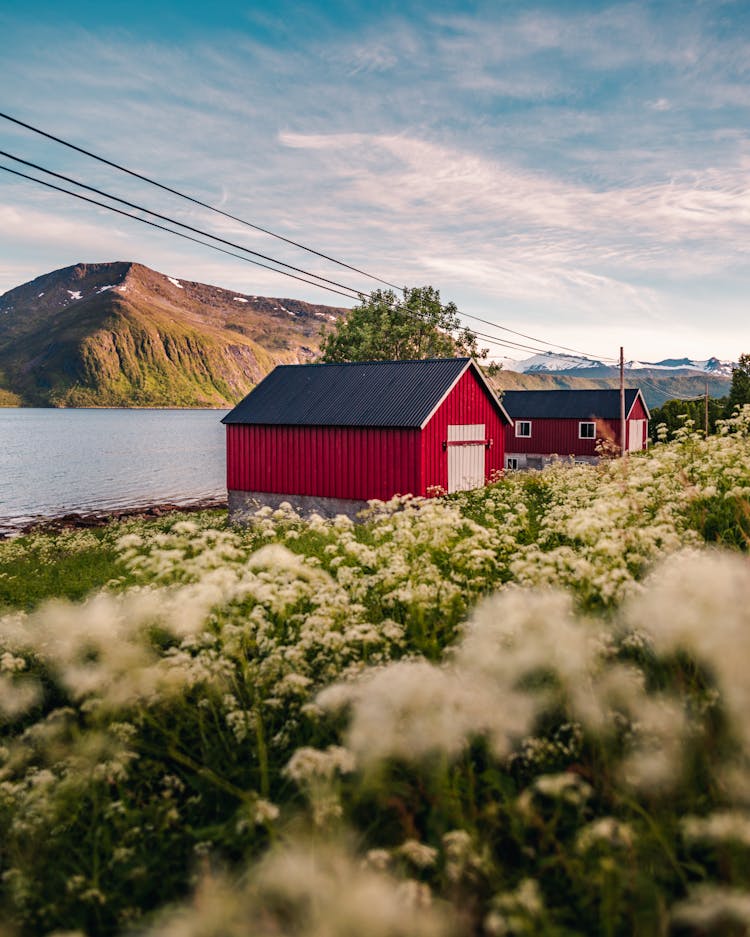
[494,351,735,407]
[0,262,346,407]
[496,353,607,373]
[630,356,733,376]
[499,351,736,377]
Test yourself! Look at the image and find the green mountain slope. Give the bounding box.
[0,262,346,407]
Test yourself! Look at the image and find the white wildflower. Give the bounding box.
[533,772,593,807]
[0,652,26,673]
[682,811,750,847]
[285,746,356,784]
[364,848,392,872]
[0,674,40,717]
[142,842,452,937]
[576,817,634,852]
[629,550,750,752]
[485,878,545,936]
[397,839,438,869]
[253,799,280,825]
[671,886,750,930]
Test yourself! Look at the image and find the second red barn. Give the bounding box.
[502,388,650,469]
[223,357,511,520]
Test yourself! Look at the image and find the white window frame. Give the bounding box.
[579,421,596,439]
[506,457,519,470]
[515,420,532,438]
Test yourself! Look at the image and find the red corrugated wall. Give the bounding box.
[505,402,649,458]
[419,368,506,492]
[505,418,610,457]
[226,424,421,501]
[628,397,648,421]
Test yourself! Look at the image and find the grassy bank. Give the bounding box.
[1,412,750,936]
[0,511,226,611]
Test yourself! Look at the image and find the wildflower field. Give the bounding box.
[2,412,750,937]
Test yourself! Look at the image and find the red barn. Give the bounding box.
[502,388,650,469]
[222,357,511,519]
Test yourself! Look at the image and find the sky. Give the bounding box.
[1,0,749,363]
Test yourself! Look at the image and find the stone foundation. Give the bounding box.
[228,490,371,523]
[505,453,599,471]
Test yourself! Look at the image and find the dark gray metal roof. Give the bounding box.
[501,388,646,420]
[223,358,509,428]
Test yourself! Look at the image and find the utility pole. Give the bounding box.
[620,346,626,458]
[705,381,709,437]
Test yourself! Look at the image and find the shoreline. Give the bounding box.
[0,497,228,540]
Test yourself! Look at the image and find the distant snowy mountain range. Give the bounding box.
[497,353,736,377]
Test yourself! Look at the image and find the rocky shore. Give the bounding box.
[0,497,227,539]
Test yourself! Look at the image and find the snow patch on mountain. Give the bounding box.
[638,357,735,376]
[497,352,604,372]
[497,352,736,376]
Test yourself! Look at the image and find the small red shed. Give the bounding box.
[502,388,650,469]
[222,357,511,519]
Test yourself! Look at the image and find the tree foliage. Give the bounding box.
[650,354,750,439]
[728,352,750,412]
[319,286,486,362]
[649,396,727,440]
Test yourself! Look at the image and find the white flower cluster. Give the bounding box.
[0,416,748,933]
[141,841,452,937]
[319,576,697,795]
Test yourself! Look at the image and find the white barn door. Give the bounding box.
[447,424,486,493]
[628,419,645,452]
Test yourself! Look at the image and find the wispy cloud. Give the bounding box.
[279,130,750,263]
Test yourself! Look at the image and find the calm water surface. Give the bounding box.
[0,409,228,531]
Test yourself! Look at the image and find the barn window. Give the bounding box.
[506,457,519,470]
[579,421,596,438]
[515,421,531,438]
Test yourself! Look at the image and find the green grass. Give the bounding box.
[0,511,228,611]
[0,531,128,611]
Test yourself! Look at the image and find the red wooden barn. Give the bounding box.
[502,388,650,469]
[222,357,511,519]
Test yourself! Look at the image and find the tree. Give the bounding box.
[319,286,486,362]
[649,396,726,441]
[727,353,750,414]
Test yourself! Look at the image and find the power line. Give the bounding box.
[1,164,547,354]
[0,161,556,358]
[0,149,366,299]
[634,375,708,401]
[450,307,615,363]
[0,112,618,366]
[0,109,402,291]
[0,164,361,301]
[0,147,618,367]
[635,378,674,398]
[1,160,577,361]
[0,157,597,361]
[465,333,577,357]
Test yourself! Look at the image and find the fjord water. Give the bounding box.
[0,409,228,532]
